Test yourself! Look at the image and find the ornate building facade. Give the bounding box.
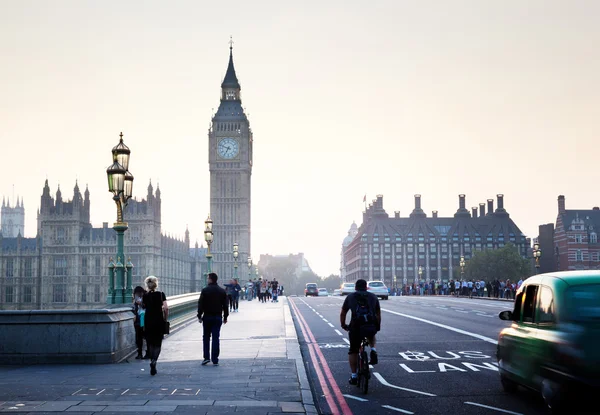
[208,44,253,280]
[340,222,358,282]
[343,194,529,286]
[553,195,600,271]
[1,197,25,237]
[0,180,207,310]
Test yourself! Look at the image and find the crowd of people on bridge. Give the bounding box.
[391,278,523,299]
[243,277,284,303]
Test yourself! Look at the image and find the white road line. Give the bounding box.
[476,313,493,317]
[380,308,498,345]
[382,405,414,414]
[343,394,368,402]
[322,318,328,322]
[328,322,335,327]
[373,372,436,396]
[343,338,350,344]
[464,401,524,415]
[454,310,469,313]
[335,329,344,336]
[436,306,448,309]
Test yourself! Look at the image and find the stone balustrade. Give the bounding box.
[0,292,200,365]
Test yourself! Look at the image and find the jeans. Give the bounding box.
[202,316,223,363]
[232,296,239,310]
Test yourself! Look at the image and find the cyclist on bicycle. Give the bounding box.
[340,279,381,385]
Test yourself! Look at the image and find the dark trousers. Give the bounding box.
[203,316,223,363]
[232,296,239,310]
[135,325,147,356]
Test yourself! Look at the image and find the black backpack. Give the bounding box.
[352,293,375,326]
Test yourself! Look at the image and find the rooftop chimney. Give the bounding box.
[487,199,494,216]
[479,203,485,217]
[472,207,478,218]
[454,194,470,218]
[593,207,599,211]
[410,194,427,218]
[558,195,566,215]
[394,211,400,218]
[495,194,508,217]
[432,210,438,218]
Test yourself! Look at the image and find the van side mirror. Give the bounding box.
[499,310,513,321]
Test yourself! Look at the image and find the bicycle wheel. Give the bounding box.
[360,350,369,394]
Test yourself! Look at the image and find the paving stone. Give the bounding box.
[279,401,305,413]
[214,400,278,407]
[66,406,106,412]
[20,401,79,411]
[77,401,147,406]
[97,406,177,412]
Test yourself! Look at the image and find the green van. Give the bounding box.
[497,271,600,412]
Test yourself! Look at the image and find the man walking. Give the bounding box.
[197,272,228,366]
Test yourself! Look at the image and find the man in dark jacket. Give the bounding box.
[197,272,228,366]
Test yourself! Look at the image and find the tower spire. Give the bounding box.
[221,37,240,90]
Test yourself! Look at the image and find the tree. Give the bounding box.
[319,274,342,291]
[465,244,531,282]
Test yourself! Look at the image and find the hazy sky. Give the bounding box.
[1,1,598,277]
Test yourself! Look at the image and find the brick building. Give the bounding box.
[554,195,600,271]
[343,194,529,286]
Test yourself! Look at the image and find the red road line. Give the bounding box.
[289,299,340,415]
[290,298,353,415]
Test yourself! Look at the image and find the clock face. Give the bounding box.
[217,138,239,159]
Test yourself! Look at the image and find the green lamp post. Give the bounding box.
[233,242,239,280]
[460,256,466,279]
[418,265,423,283]
[106,132,134,304]
[247,256,252,286]
[533,243,542,274]
[203,215,213,287]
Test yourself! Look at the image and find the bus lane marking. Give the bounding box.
[380,307,499,345]
[464,401,523,415]
[372,372,436,397]
[382,405,414,414]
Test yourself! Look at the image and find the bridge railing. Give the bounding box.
[0,292,201,365]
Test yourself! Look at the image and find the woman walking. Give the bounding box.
[142,276,168,376]
[133,286,149,359]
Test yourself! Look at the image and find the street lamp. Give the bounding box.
[106,132,134,304]
[233,242,239,280]
[418,266,423,282]
[393,275,397,294]
[533,243,542,273]
[204,215,213,287]
[460,256,466,279]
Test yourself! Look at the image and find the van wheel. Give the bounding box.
[383,296,388,300]
[500,374,518,393]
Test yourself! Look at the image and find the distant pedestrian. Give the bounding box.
[142,276,169,376]
[197,272,229,366]
[132,286,149,360]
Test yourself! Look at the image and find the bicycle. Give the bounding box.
[357,336,371,394]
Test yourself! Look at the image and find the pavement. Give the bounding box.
[288,295,550,415]
[0,297,316,415]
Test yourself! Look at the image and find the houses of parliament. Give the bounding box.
[0,44,254,310]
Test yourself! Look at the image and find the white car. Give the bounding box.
[341,282,355,296]
[318,288,329,296]
[333,289,342,296]
[367,281,389,300]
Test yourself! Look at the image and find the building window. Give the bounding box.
[576,249,583,261]
[24,258,33,277]
[95,257,101,275]
[81,287,87,302]
[5,286,14,303]
[82,257,88,276]
[54,257,67,276]
[23,286,32,303]
[591,233,598,244]
[5,258,13,278]
[53,285,67,303]
[575,234,583,243]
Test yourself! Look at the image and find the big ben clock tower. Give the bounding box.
[208,42,253,281]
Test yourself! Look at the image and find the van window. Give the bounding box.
[564,284,600,322]
[537,286,555,324]
[369,282,384,287]
[522,285,539,323]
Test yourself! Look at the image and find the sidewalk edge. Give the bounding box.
[283,297,318,414]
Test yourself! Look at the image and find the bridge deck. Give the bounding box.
[0,297,312,414]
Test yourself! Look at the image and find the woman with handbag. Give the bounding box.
[142,276,169,376]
